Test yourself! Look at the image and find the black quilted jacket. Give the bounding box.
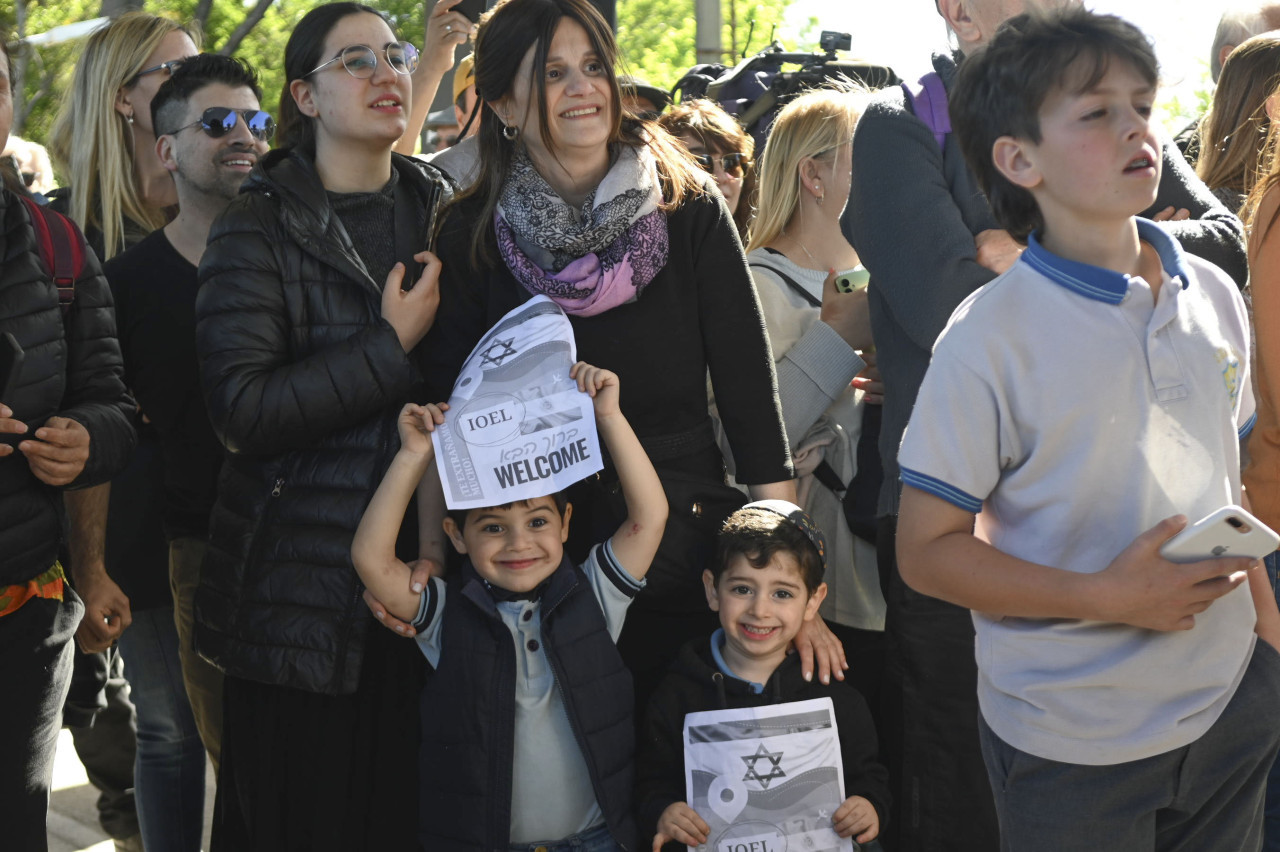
[0,188,135,587]
[193,150,443,695]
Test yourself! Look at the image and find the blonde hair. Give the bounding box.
[49,12,199,259]
[1197,31,1280,209]
[747,86,864,253]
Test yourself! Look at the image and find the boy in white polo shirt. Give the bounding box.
[895,8,1280,850]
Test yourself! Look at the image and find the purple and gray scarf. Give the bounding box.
[495,144,668,317]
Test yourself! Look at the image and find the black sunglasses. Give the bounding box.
[128,58,188,87]
[693,152,747,176]
[170,107,276,143]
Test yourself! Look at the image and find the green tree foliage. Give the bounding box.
[615,0,799,93]
[2,0,428,153]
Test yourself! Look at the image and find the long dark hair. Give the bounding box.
[277,2,391,152]
[463,0,702,267]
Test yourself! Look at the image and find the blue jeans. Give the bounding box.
[118,606,207,851]
[508,823,620,851]
[1265,551,1280,852]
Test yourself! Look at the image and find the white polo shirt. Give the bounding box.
[898,220,1257,765]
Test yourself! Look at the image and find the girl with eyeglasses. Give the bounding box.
[418,0,851,765]
[191,3,449,848]
[659,99,758,242]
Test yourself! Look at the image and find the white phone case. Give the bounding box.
[1159,505,1280,563]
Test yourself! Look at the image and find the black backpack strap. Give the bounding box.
[19,195,86,317]
[749,261,822,308]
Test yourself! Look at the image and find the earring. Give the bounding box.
[127,112,135,125]
[502,124,519,142]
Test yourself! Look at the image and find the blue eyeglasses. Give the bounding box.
[169,107,276,142]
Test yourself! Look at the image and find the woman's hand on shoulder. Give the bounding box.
[382,251,442,352]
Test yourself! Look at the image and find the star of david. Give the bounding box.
[741,743,786,789]
[479,337,517,367]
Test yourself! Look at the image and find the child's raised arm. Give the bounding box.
[352,402,447,623]
[570,362,667,582]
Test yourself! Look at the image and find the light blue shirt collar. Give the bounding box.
[1021,219,1190,305]
[710,628,765,694]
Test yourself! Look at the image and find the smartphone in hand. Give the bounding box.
[453,0,485,23]
[1160,505,1280,563]
[834,267,869,294]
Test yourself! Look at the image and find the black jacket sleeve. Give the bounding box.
[58,244,135,488]
[636,687,694,848]
[831,684,891,830]
[1146,140,1248,287]
[692,190,793,484]
[195,198,422,456]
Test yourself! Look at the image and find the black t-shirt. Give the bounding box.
[105,228,223,543]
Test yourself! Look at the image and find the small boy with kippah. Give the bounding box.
[636,500,890,851]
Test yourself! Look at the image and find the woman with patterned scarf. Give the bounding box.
[415,0,850,710]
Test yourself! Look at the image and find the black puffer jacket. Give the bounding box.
[0,188,135,586]
[636,638,891,849]
[194,150,444,695]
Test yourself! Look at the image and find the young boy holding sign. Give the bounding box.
[352,362,666,852]
[636,502,890,851]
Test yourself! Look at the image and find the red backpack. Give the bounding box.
[18,195,87,317]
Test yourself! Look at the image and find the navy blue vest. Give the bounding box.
[417,555,637,851]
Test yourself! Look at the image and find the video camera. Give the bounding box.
[672,31,898,152]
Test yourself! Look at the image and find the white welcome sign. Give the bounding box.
[432,296,603,510]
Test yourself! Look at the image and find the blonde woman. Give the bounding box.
[1197,32,1280,214]
[743,86,886,701]
[49,12,199,259]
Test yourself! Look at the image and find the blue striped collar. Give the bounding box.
[1021,219,1190,305]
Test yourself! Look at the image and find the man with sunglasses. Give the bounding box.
[100,55,271,810]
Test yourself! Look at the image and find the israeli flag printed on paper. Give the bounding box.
[683,698,852,852]
[432,295,603,510]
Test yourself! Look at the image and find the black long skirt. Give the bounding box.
[210,622,425,851]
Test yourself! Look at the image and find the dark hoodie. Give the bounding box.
[636,635,891,848]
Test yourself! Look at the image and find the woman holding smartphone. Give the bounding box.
[193,3,451,847]
[740,88,886,703]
